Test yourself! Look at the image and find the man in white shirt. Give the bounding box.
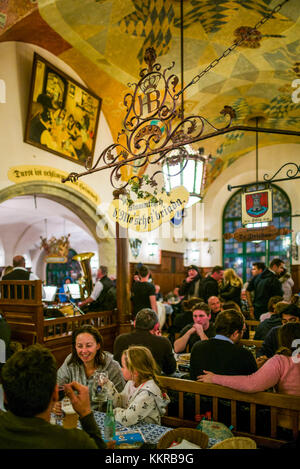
[78,266,115,311]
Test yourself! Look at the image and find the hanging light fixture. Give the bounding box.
[162,146,208,208]
[162,0,209,208]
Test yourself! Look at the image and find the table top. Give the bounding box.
[91,412,220,448]
[92,411,170,445]
[51,410,220,448]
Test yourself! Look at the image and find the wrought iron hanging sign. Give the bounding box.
[241,188,273,225]
[63,47,235,194]
[108,186,189,232]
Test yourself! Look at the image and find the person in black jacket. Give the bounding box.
[248,258,285,320]
[253,301,287,340]
[256,304,300,359]
[201,266,224,302]
[113,308,176,376]
[2,255,39,281]
[2,255,43,299]
[190,309,257,380]
[179,265,203,300]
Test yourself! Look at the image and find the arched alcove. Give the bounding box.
[0,181,116,276]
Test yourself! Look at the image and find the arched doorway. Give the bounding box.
[0,181,115,279]
[223,184,292,282]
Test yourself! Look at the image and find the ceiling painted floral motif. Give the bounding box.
[0,0,299,192]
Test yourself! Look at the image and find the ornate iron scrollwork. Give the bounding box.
[62,48,235,190]
[264,163,300,182]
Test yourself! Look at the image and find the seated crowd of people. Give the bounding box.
[0,258,299,449]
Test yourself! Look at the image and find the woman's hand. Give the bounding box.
[197,370,215,383]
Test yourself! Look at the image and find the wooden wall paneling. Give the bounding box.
[291,264,300,294]
[130,250,186,296]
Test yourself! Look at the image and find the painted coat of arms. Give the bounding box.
[241,189,273,225]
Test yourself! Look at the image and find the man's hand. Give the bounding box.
[193,323,204,337]
[64,381,91,418]
[197,370,215,383]
[185,276,193,283]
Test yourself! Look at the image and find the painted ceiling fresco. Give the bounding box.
[0,0,299,192]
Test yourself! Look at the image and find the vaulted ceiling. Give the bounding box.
[1,0,300,191]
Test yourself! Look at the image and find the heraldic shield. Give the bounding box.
[245,191,269,218]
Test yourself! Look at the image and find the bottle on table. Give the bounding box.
[104,398,116,441]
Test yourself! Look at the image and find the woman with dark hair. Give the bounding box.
[198,322,300,395]
[57,325,125,409]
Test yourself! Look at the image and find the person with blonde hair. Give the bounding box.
[220,268,243,307]
[104,345,170,426]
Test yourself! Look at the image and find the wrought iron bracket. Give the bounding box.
[228,162,300,191]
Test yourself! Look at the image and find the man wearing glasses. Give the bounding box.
[257,304,300,361]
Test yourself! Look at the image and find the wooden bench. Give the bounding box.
[158,376,300,448]
[246,319,260,339]
[0,280,118,367]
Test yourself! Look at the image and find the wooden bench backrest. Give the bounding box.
[245,319,260,338]
[44,309,118,366]
[0,280,118,362]
[239,338,263,354]
[0,280,43,345]
[158,376,300,448]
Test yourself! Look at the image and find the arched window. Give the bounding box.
[223,184,291,282]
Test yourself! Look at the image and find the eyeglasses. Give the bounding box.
[282,317,299,325]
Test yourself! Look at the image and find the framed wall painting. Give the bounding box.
[24,53,102,166]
